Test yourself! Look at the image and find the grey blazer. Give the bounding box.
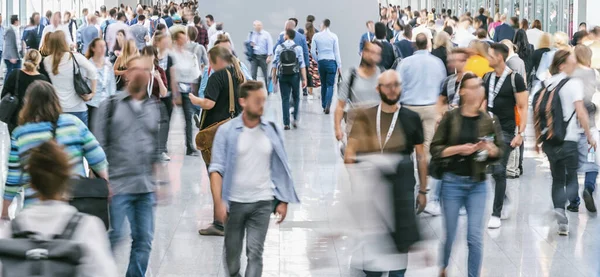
[2,27,20,60]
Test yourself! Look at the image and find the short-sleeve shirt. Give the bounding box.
[202,66,243,129]
[484,72,527,134]
[337,68,381,107]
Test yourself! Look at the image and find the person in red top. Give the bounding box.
[141,46,168,99]
[194,15,209,48]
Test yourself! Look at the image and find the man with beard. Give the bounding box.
[209,80,299,277]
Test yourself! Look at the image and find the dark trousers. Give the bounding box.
[543,141,580,209]
[491,131,514,217]
[181,93,196,152]
[3,59,20,81]
[251,54,269,88]
[87,105,98,135]
[364,270,406,277]
[317,59,337,110]
[159,95,173,154]
[279,74,300,126]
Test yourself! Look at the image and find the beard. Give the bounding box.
[379,91,400,106]
[245,109,263,120]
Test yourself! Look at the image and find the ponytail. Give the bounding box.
[231,57,245,83]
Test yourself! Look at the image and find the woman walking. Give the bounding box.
[304,22,321,98]
[85,38,117,133]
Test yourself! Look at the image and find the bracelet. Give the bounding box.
[418,190,428,195]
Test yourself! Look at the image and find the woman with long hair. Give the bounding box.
[2,81,108,217]
[113,39,139,92]
[513,29,534,75]
[432,31,452,75]
[109,29,127,63]
[42,30,97,126]
[140,46,168,100]
[432,72,503,277]
[487,13,502,39]
[531,32,552,80]
[1,50,50,133]
[0,140,117,276]
[305,21,321,96]
[85,38,117,133]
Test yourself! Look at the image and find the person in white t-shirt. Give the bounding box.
[39,11,74,50]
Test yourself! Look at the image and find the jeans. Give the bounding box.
[363,269,406,277]
[543,141,580,209]
[441,173,487,277]
[491,131,514,217]
[109,192,156,277]
[572,133,599,205]
[225,200,272,277]
[4,59,21,81]
[159,95,173,154]
[251,54,269,88]
[317,59,337,110]
[279,73,300,126]
[67,111,89,126]
[181,93,196,152]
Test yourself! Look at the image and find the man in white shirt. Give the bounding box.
[453,16,476,47]
[526,20,544,49]
[39,12,74,49]
[105,12,132,52]
[207,23,234,50]
[206,14,217,38]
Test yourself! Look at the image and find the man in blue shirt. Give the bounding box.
[100,9,117,40]
[311,19,342,114]
[77,15,100,54]
[272,29,307,130]
[359,20,375,55]
[21,13,44,51]
[0,14,4,67]
[247,20,273,88]
[274,20,309,74]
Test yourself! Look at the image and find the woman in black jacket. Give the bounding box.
[513,29,534,76]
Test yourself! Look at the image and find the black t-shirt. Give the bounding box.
[484,72,526,134]
[447,115,480,176]
[202,66,243,129]
[0,71,50,131]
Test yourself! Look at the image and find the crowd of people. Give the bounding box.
[0,1,599,277]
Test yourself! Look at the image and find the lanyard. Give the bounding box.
[147,67,155,97]
[367,32,371,41]
[487,66,511,109]
[376,104,401,153]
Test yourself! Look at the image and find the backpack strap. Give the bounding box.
[54,213,84,240]
[510,72,517,94]
[105,95,118,149]
[348,68,357,103]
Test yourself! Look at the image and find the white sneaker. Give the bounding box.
[424,201,441,216]
[161,152,171,161]
[459,207,467,216]
[487,216,502,229]
[558,224,569,236]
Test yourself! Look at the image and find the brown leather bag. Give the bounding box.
[195,70,236,164]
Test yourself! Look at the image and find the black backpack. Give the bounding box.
[279,44,299,75]
[0,213,84,277]
[532,78,574,146]
[25,28,39,50]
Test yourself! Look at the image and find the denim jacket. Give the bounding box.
[208,115,300,206]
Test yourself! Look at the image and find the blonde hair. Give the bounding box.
[470,40,489,58]
[116,40,139,68]
[46,31,71,75]
[23,50,42,72]
[433,31,452,51]
[493,13,500,22]
[170,25,187,41]
[538,32,552,49]
[574,44,592,67]
[554,32,570,51]
[38,32,53,56]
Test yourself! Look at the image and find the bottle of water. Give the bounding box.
[588,147,596,163]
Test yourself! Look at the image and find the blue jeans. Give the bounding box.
[279,73,300,126]
[4,59,21,81]
[572,133,599,205]
[109,193,156,277]
[364,269,406,277]
[441,173,487,277]
[67,111,89,126]
[317,59,337,110]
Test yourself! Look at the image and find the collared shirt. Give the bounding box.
[398,50,446,106]
[86,58,117,108]
[78,25,101,54]
[39,24,73,49]
[311,29,342,68]
[248,30,273,56]
[359,32,374,54]
[273,39,306,70]
[208,24,217,38]
[208,116,300,206]
[275,31,310,70]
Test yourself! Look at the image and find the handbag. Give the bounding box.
[0,71,20,124]
[71,53,92,96]
[195,69,236,164]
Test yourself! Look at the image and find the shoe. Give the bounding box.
[303,91,308,96]
[459,207,467,216]
[193,114,201,128]
[554,208,568,225]
[487,216,502,229]
[501,203,512,219]
[424,201,441,216]
[284,125,291,130]
[324,108,330,114]
[583,189,597,213]
[292,121,298,129]
[558,224,569,236]
[161,152,171,161]
[198,224,224,236]
[186,150,200,156]
[566,204,579,213]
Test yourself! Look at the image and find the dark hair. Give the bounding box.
[288,17,298,27]
[109,8,117,18]
[194,15,201,25]
[415,33,428,50]
[187,25,198,42]
[239,81,264,98]
[510,16,519,28]
[162,8,169,15]
[100,5,107,12]
[479,7,485,14]
[366,20,374,27]
[520,19,529,30]
[323,19,331,28]
[490,43,509,61]
[30,12,39,25]
[216,23,224,31]
[403,24,413,39]
[476,28,487,39]
[85,38,104,59]
[532,19,542,30]
[305,22,316,42]
[286,29,296,40]
[19,81,62,125]
[28,141,71,199]
[10,15,18,25]
[513,29,532,62]
[375,22,387,40]
[206,14,214,22]
[549,50,572,75]
[140,46,159,68]
[46,10,53,18]
[414,11,420,18]
[443,26,453,36]
[169,7,176,16]
[459,72,479,90]
[580,22,587,28]
[117,12,126,21]
[306,15,315,23]
[156,23,167,32]
[447,9,452,16]
[138,14,146,21]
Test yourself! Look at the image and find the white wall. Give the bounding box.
[198,0,379,68]
[587,0,600,28]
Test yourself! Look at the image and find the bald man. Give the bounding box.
[274,20,309,78]
[247,20,274,88]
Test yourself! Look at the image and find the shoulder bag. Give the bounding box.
[70,53,92,97]
[0,71,21,124]
[195,69,236,164]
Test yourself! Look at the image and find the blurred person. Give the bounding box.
[453,16,476,47]
[572,22,588,46]
[187,25,209,92]
[305,21,321,98]
[298,15,316,35]
[520,19,529,31]
[492,14,515,43]
[312,19,342,114]
[1,49,49,133]
[193,15,209,48]
[77,15,100,54]
[100,8,117,41]
[359,21,375,55]
[94,56,160,276]
[483,43,528,229]
[589,27,600,69]
[140,46,168,100]
[206,14,216,38]
[161,8,174,28]
[487,13,502,40]
[80,8,89,27]
[394,24,415,59]
[128,6,145,26]
[40,12,74,49]
[476,7,488,29]
[501,40,527,84]
[43,30,97,125]
[397,33,446,153]
[105,12,132,52]
[509,17,520,29]
[247,20,273,89]
[148,9,167,36]
[534,32,571,85]
[2,80,108,217]
[154,32,176,161]
[130,14,150,50]
[109,29,127,63]
[207,23,234,50]
[210,81,299,277]
[0,140,117,276]
[533,50,595,235]
[531,32,553,81]
[3,15,22,80]
[513,29,534,76]
[374,22,396,70]
[527,20,544,50]
[464,40,493,78]
[431,31,452,75]
[22,12,45,50]
[412,17,434,47]
[432,72,503,277]
[438,48,471,112]
[85,38,117,134]
[476,28,493,45]
[63,11,77,43]
[113,40,139,92]
[274,20,310,74]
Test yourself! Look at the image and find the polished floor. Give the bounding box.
[105,89,600,277]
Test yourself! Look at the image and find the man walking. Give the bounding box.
[130,14,150,50]
[209,80,299,277]
[3,15,22,81]
[311,19,342,114]
[77,15,100,54]
[247,21,273,88]
[22,13,44,51]
[94,57,160,277]
[359,21,375,55]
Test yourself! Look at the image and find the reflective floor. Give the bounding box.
[107,91,599,277]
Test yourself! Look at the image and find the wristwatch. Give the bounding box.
[518,131,525,137]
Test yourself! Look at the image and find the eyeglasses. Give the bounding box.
[378,82,401,90]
